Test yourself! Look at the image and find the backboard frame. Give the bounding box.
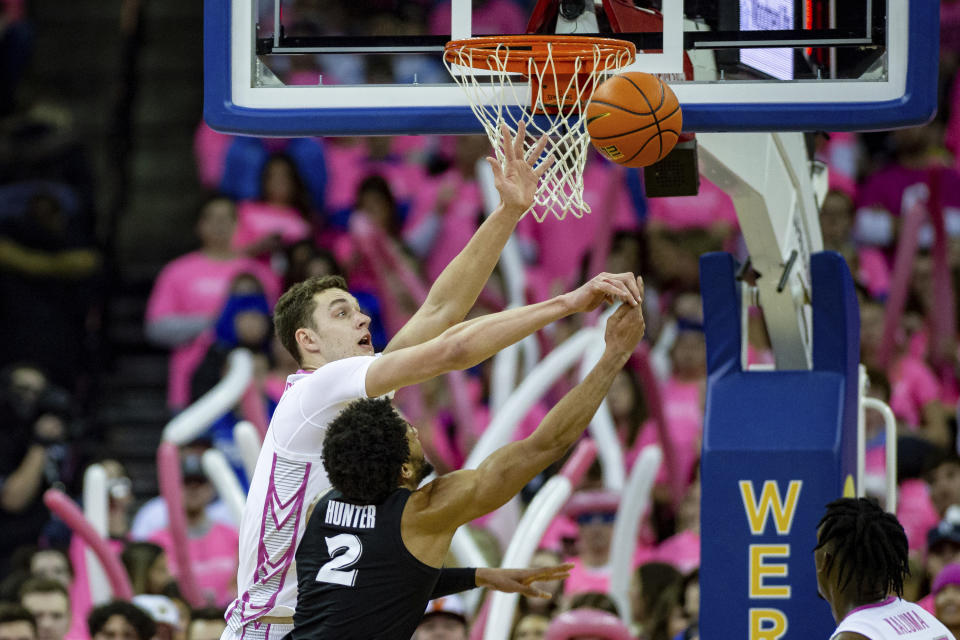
[203,0,938,136]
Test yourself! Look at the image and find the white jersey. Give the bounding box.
[831,597,955,640]
[225,355,378,632]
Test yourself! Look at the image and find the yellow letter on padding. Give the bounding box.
[740,480,802,535]
[750,608,788,640]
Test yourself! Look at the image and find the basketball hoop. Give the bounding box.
[444,36,635,222]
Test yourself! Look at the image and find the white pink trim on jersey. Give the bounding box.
[229,454,311,627]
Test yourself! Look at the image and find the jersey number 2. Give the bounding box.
[316,534,362,587]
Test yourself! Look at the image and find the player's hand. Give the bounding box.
[486,120,554,216]
[475,563,574,598]
[604,285,646,355]
[564,272,642,313]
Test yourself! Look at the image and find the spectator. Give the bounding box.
[654,479,701,574]
[562,491,619,597]
[129,442,235,541]
[934,563,960,637]
[184,608,225,640]
[28,550,72,589]
[87,602,154,640]
[19,578,69,640]
[925,452,960,518]
[645,583,688,640]
[121,543,173,597]
[567,591,620,617]
[233,154,313,261]
[148,452,239,607]
[820,189,890,298]
[855,125,960,253]
[405,135,489,282]
[144,194,279,409]
[916,516,960,615]
[414,595,469,640]
[283,242,341,291]
[677,569,699,640]
[0,364,75,573]
[131,595,180,640]
[630,562,682,639]
[0,604,36,640]
[517,549,565,619]
[0,193,101,387]
[190,272,273,402]
[511,614,550,640]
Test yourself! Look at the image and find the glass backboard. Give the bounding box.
[204,0,938,136]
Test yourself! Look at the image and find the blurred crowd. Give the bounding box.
[3,0,960,639]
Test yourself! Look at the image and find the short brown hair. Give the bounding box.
[274,275,349,364]
[0,603,36,634]
[19,577,68,601]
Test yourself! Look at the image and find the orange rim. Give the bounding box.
[444,35,636,75]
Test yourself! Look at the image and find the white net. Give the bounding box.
[444,38,634,222]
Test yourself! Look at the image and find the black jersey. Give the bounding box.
[290,487,441,639]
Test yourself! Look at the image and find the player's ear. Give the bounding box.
[296,327,318,355]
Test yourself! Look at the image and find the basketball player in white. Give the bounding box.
[222,124,644,640]
[816,497,955,640]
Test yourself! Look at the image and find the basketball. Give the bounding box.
[585,72,682,168]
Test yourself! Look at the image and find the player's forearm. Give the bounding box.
[421,204,518,325]
[529,349,629,455]
[442,292,572,369]
[430,568,477,597]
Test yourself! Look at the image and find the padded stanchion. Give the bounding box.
[699,251,859,640]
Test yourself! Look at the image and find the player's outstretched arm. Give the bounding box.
[475,565,574,598]
[365,272,642,398]
[384,121,553,354]
[407,292,645,532]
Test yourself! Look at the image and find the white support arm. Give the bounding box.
[698,132,823,370]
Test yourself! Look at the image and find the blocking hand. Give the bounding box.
[486,120,554,216]
[565,272,643,313]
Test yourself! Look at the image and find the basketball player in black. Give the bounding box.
[290,291,645,638]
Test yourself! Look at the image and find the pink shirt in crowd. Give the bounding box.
[626,378,703,489]
[646,176,738,231]
[563,559,612,597]
[889,356,941,428]
[232,201,312,253]
[323,140,428,215]
[654,529,700,574]
[145,252,280,408]
[857,247,891,299]
[150,522,240,607]
[856,166,960,245]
